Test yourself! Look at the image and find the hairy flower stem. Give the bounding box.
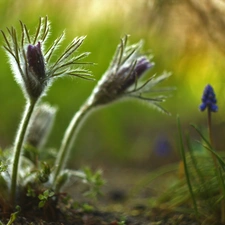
[11,99,37,205]
[53,103,93,187]
[207,108,225,223]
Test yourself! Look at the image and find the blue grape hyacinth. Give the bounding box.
[199,84,218,112]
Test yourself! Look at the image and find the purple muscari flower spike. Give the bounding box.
[199,84,218,112]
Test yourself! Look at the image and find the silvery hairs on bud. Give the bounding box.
[26,103,57,149]
[1,16,93,102]
[86,35,171,114]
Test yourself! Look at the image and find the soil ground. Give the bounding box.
[1,165,202,225]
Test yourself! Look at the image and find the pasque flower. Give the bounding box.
[1,16,92,101]
[53,35,172,187]
[1,17,92,205]
[87,35,171,113]
[199,84,218,112]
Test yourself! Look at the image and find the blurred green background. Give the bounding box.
[1,0,225,169]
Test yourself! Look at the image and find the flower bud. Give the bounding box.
[119,56,153,91]
[88,37,154,107]
[25,42,46,99]
[2,17,92,102]
[27,42,46,81]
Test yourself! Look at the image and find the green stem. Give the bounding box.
[207,108,213,149]
[53,102,93,187]
[207,108,219,170]
[11,99,37,205]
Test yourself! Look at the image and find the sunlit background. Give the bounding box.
[1,0,225,169]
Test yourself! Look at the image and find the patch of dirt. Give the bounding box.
[2,206,200,225]
[0,165,201,225]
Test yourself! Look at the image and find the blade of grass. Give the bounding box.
[187,135,215,212]
[177,115,199,218]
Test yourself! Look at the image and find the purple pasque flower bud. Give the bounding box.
[119,56,153,91]
[199,84,218,112]
[27,42,45,81]
[87,36,154,107]
[25,42,46,99]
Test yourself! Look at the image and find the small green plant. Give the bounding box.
[38,189,55,208]
[6,206,21,225]
[76,167,105,199]
[0,16,171,222]
[118,219,126,225]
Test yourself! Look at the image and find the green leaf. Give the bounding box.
[0,161,8,172]
[38,200,45,208]
[38,194,44,200]
[48,191,55,197]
